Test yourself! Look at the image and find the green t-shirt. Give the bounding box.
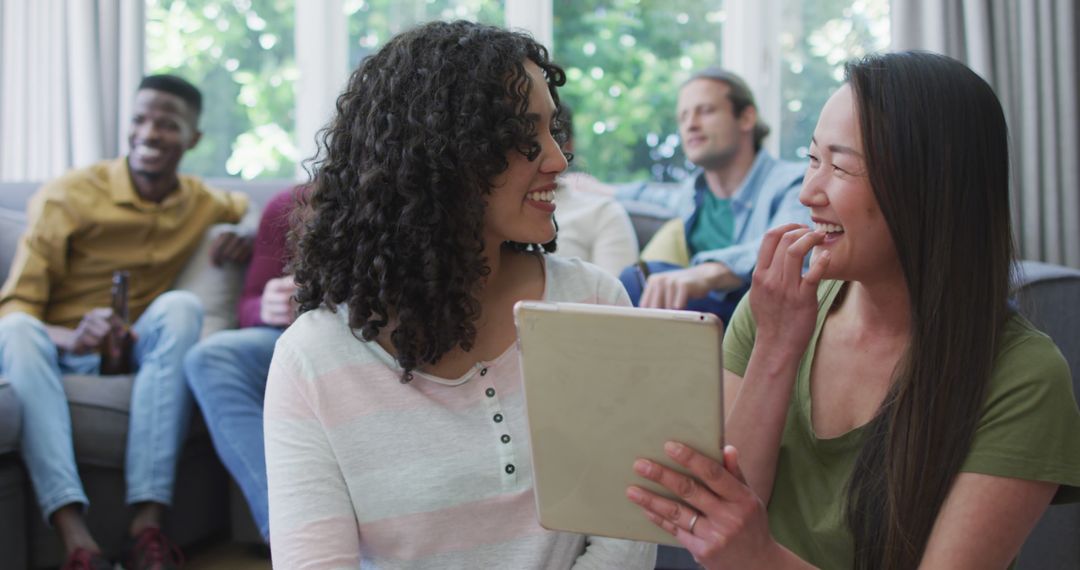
[687,192,734,257]
[722,280,1080,568]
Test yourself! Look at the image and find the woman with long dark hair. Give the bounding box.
[263,20,654,569]
[627,51,1080,568]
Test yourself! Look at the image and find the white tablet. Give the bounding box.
[513,301,724,546]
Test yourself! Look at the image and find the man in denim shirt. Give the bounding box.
[616,68,808,321]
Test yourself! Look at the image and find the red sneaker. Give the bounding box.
[125,527,185,569]
[61,548,113,570]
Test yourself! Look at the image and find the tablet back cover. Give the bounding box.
[515,301,723,546]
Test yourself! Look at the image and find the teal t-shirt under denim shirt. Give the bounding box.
[687,191,734,256]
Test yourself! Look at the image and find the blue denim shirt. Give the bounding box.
[615,150,809,284]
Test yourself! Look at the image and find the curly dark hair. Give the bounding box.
[292,20,568,382]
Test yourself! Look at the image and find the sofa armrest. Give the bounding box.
[0,380,20,455]
[1013,260,1080,570]
[621,200,677,251]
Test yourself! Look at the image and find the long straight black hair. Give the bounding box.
[842,51,1015,569]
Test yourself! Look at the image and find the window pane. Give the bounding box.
[779,0,889,160]
[146,0,298,180]
[554,1,723,183]
[347,0,505,69]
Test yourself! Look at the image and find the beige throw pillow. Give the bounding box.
[172,219,256,339]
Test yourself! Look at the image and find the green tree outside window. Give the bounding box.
[346,0,504,68]
[146,0,298,180]
[553,0,724,183]
[779,0,889,160]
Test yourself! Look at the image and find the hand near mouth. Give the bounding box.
[748,223,830,358]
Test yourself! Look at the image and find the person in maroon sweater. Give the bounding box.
[183,186,299,543]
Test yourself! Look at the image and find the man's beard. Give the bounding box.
[693,144,739,171]
[130,167,164,181]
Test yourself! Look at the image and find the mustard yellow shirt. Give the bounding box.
[0,158,248,328]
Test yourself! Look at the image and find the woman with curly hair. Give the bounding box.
[625,51,1080,569]
[263,20,656,569]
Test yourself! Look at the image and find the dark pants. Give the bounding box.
[619,261,748,324]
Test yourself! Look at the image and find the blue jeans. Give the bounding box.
[0,290,203,521]
[184,326,281,541]
[619,261,748,324]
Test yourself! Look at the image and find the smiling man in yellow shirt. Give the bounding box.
[0,75,248,570]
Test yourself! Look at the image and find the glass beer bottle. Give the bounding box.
[99,270,134,375]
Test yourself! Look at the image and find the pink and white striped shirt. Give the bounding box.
[265,255,656,569]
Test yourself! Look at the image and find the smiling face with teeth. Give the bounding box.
[483,60,569,250]
[799,84,900,284]
[126,88,201,200]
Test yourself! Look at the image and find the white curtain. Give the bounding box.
[0,0,144,182]
[893,0,1080,269]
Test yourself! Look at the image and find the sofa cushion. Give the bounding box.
[62,373,208,470]
[63,374,133,468]
[0,182,37,211]
[172,222,252,339]
[0,380,20,455]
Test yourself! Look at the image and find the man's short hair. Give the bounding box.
[138,74,202,120]
[684,68,770,151]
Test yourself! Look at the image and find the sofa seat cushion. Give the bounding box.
[63,374,134,468]
[62,374,207,469]
[0,380,20,455]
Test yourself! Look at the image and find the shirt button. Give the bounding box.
[505,464,516,474]
[493,413,503,423]
[480,368,488,376]
[485,388,495,397]
[501,434,511,444]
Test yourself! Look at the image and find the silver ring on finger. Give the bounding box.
[688,512,700,533]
